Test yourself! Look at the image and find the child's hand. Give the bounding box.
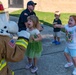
[53,22,57,28]
[33,38,37,41]
[54,25,61,28]
[53,22,57,25]
[32,36,37,41]
[30,36,34,40]
[68,38,72,42]
[54,25,57,28]
[54,24,64,28]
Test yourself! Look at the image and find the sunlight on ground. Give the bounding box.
[41,34,53,38]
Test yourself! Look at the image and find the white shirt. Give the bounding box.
[27,28,40,36]
[64,24,76,49]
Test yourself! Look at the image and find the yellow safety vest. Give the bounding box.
[16,38,28,49]
[0,59,14,75]
[0,59,6,71]
[12,71,14,75]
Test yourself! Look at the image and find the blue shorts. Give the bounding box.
[64,47,76,57]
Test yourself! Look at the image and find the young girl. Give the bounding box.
[55,15,76,75]
[25,15,42,73]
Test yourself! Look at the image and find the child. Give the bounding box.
[0,2,30,75]
[54,15,76,75]
[52,11,62,45]
[25,15,43,73]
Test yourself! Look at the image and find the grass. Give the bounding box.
[10,9,76,27]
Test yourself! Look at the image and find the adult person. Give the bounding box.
[18,1,37,31]
[0,1,30,75]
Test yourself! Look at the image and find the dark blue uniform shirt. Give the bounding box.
[18,9,36,31]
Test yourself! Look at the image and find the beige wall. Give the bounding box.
[24,0,76,13]
[0,0,8,8]
[23,0,28,8]
[1,0,76,13]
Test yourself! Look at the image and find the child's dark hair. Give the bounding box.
[27,15,39,28]
[70,15,76,24]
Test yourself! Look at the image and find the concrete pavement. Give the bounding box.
[5,8,22,13]
[8,16,74,75]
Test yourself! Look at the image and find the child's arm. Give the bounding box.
[54,24,64,28]
[53,21,57,27]
[32,34,42,41]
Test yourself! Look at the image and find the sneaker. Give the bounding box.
[31,66,38,73]
[55,41,60,45]
[52,40,57,43]
[73,68,76,75]
[64,62,73,68]
[25,63,32,69]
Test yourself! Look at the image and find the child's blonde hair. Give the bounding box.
[27,15,39,28]
[70,15,76,24]
[55,11,60,16]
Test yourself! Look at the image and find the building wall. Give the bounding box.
[23,0,28,8]
[1,0,76,13]
[24,0,76,13]
[0,0,8,8]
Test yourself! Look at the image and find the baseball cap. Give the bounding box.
[27,1,37,6]
[55,11,60,15]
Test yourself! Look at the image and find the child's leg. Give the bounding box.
[57,31,61,42]
[70,49,76,67]
[33,58,37,67]
[72,57,76,75]
[28,57,32,64]
[72,57,76,67]
[25,57,32,69]
[64,52,71,62]
[65,49,76,74]
[53,32,57,41]
[55,37,60,45]
[57,37,60,42]
[64,48,73,68]
[31,58,38,73]
[52,36,57,43]
[54,36,56,41]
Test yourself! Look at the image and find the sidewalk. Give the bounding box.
[5,8,22,13]
[9,16,73,75]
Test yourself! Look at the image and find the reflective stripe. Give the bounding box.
[17,39,28,45]
[0,59,7,71]
[12,71,14,75]
[16,39,28,49]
